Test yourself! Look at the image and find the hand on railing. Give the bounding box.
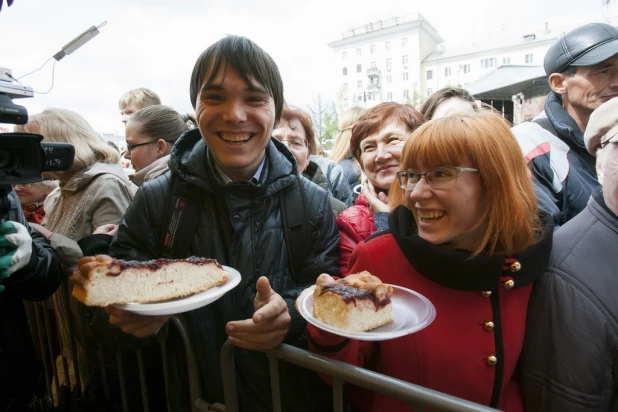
[226,276,291,350]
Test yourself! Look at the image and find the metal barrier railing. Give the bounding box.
[24,272,498,412]
[220,341,499,412]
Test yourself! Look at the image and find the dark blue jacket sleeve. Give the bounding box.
[1,191,63,301]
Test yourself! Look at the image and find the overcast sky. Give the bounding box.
[0,0,615,137]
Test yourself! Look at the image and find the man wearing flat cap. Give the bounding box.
[513,22,618,225]
[520,97,618,411]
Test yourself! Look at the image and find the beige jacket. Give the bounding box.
[129,154,170,187]
[43,162,135,266]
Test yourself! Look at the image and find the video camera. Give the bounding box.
[0,69,74,217]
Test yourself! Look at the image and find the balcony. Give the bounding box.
[367,83,380,91]
[367,67,380,78]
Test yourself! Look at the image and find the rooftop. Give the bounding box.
[328,13,443,49]
[423,20,615,63]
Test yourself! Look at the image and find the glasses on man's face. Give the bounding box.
[280,139,308,151]
[397,166,479,190]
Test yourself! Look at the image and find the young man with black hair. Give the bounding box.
[512,23,618,225]
[90,35,340,411]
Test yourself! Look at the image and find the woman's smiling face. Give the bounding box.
[358,122,408,191]
[405,164,486,251]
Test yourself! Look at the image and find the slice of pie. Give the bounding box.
[71,255,229,306]
[313,271,394,332]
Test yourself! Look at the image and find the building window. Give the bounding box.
[403,89,409,99]
[444,67,451,77]
[387,92,393,101]
[343,98,349,107]
[343,83,348,92]
[356,48,361,57]
[525,54,534,64]
[427,88,433,96]
[343,67,347,76]
[463,64,471,74]
[357,64,362,73]
[481,58,495,68]
[370,44,376,54]
[403,72,409,81]
[402,37,408,47]
[502,57,510,65]
[386,75,392,84]
[386,58,392,71]
[342,51,347,60]
[385,41,391,50]
[402,55,408,66]
[370,61,376,68]
[357,81,362,89]
[427,70,433,80]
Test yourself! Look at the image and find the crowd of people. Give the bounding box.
[1,20,617,412]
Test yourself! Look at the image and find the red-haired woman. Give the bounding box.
[307,111,553,411]
[337,102,425,275]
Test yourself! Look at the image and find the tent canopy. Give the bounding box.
[466,65,549,100]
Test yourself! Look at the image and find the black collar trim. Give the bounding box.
[387,206,552,292]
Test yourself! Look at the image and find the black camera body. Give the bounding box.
[0,74,75,217]
[0,94,28,125]
[0,132,75,185]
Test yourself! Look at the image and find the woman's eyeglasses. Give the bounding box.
[126,139,175,153]
[280,139,308,151]
[397,167,479,190]
[126,140,159,153]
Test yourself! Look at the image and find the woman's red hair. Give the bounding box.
[389,111,541,256]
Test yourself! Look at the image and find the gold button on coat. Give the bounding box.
[484,321,495,331]
[481,290,492,297]
[503,279,515,289]
[487,356,498,366]
[510,262,521,272]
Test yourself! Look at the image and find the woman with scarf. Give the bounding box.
[307,111,553,411]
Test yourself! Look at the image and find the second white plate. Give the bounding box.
[298,284,436,341]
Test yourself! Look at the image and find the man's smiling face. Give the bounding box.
[195,64,276,182]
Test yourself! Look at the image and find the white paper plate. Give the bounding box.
[299,284,436,341]
[113,265,241,316]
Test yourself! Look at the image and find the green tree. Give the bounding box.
[308,94,338,153]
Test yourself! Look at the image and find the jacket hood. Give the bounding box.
[387,205,553,291]
[169,128,299,197]
[62,162,130,192]
[130,155,170,187]
[544,91,587,150]
[303,160,329,192]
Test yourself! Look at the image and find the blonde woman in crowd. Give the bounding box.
[15,108,134,250]
[330,106,366,192]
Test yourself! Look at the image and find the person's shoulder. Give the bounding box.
[336,203,372,223]
[299,173,328,201]
[140,170,173,197]
[541,204,617,301]
[550,206,597,263]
